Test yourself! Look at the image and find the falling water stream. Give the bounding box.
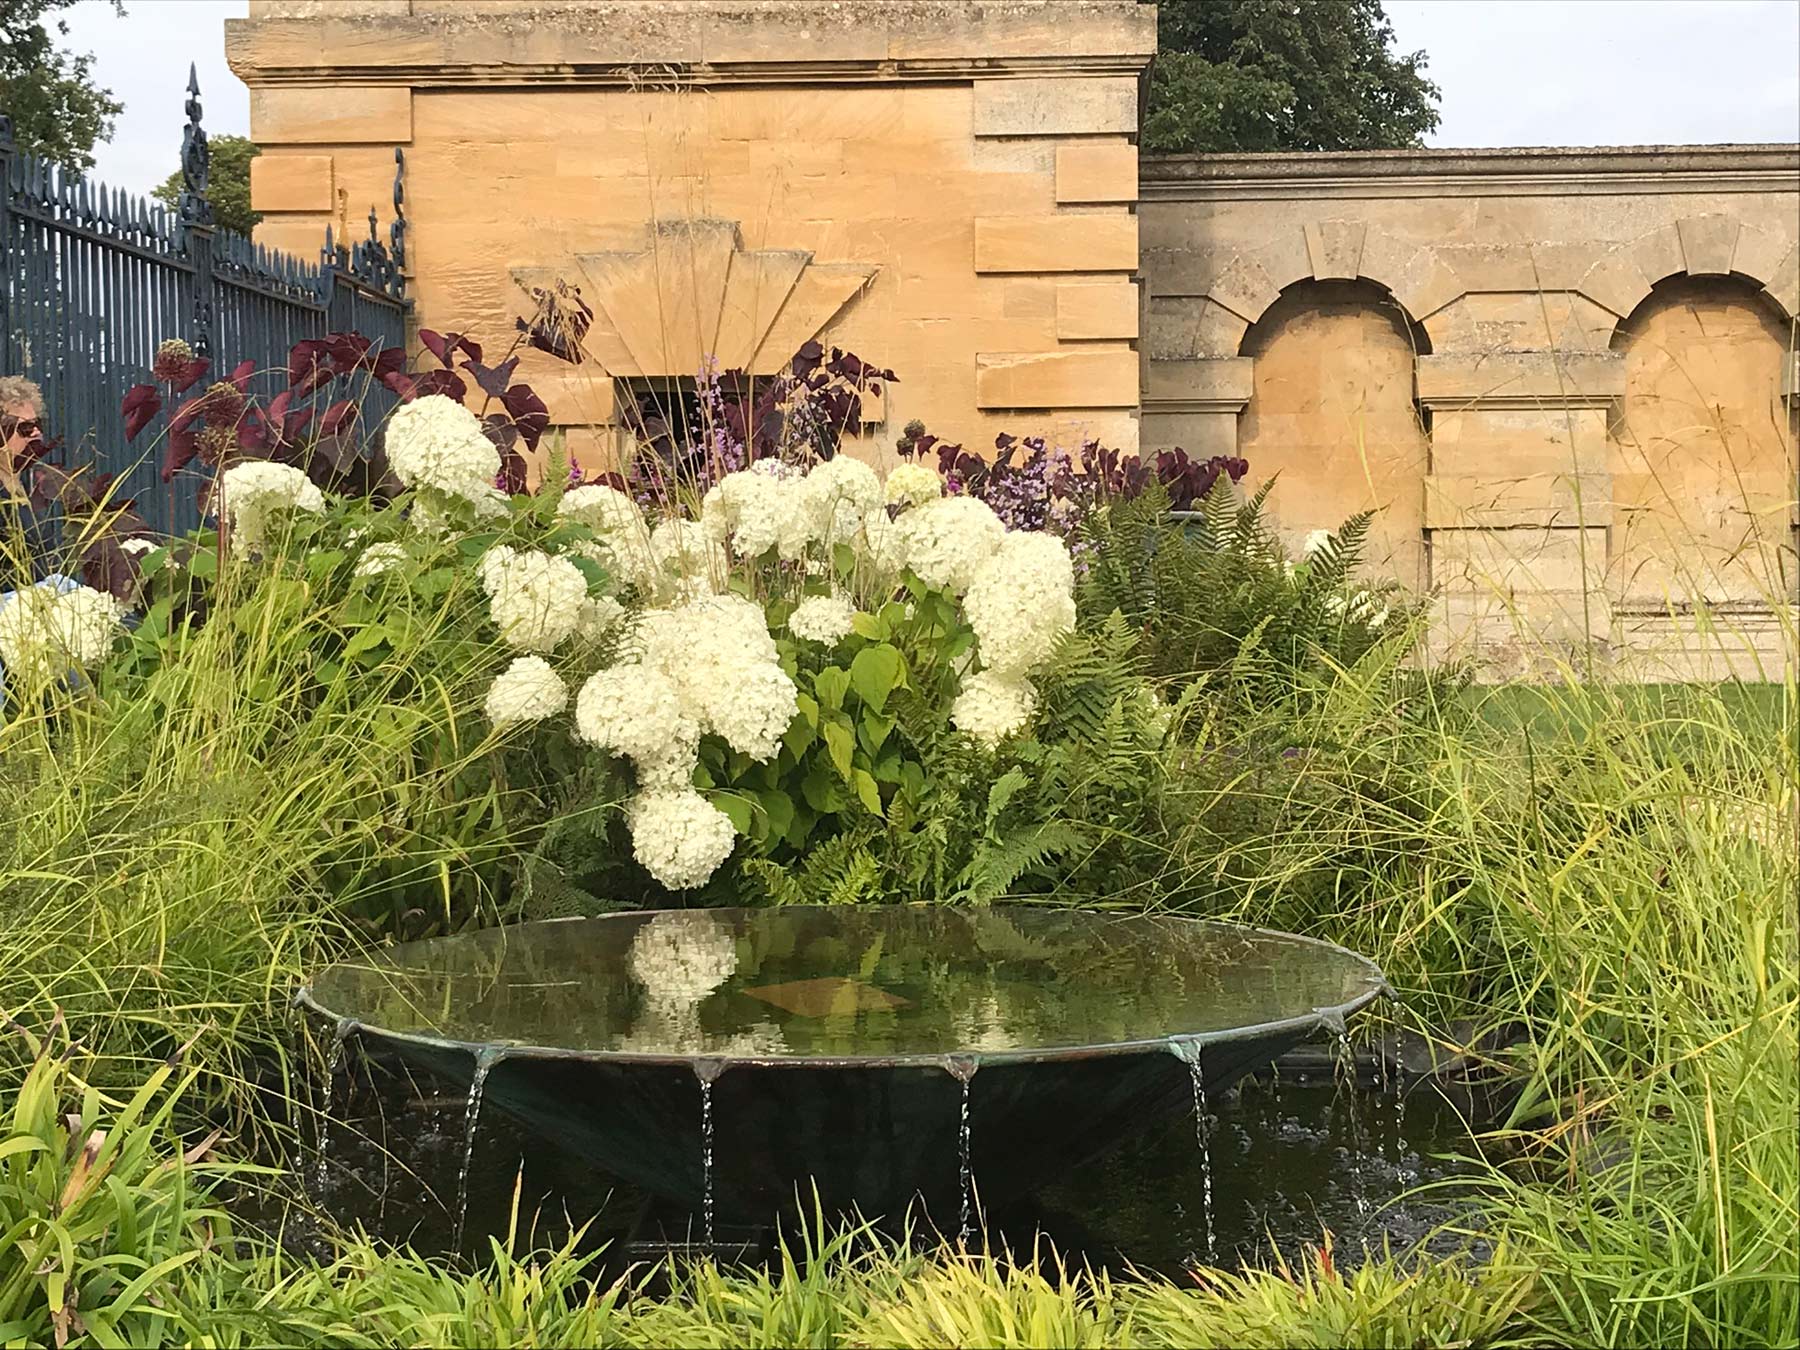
[451,1049,502,1254]
[1166,1037,1217,1263]
[312,1020,354,1196]
[943,1055,979,1243]
[693,1059,725,1248]
[1332,1031,1370,1219]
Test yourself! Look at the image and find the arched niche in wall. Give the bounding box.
[1236,279,1431,588]
[1609,274,1798,610]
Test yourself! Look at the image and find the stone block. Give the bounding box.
[1304,220,1366,281]
[1429,408,1611,478]
[1424,473,1612,529]
[1729,222,1791,290]
[973,215,1137,273]
[1140,409,1243,458]
[1417,351,1626,409]
[971,77,1137,137]
[975,349,1138,408]
[1142,357,1253,410]
[1391,246,1465,324]
[1676,214,1742,277]
[1576,249,1654,320]
[252,215,330,258]
[1631,224,1686,289]
[1055,283,1138,339]
[249,153,333,212]
[1431,525,1609,595]
[1055,143,1137,203]
[1764,244,1799,321]
[1207,254,1280,324]
[251,85,412,144]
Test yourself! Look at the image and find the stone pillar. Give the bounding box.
[1419,351,1625,676]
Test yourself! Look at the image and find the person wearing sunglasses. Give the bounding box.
[1,375,52,586]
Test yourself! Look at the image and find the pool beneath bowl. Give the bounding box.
[300,906,1388,1224]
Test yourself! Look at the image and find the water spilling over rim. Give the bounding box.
[297,906,1391,1072]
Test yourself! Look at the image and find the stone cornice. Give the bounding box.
[1141,145,1800,201]
[227,1,1156,88]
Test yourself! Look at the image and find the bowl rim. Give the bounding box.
[296,905,1392,1074]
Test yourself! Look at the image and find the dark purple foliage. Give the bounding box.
[121,384,162,440]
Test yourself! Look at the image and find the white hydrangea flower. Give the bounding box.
[0,583,123,683]
[628,911,739,1004]
[951,670,1038,747]
[787,593,858,645]
[625,789,740,890]
[215,460,325,552]
[484,654,569,728]
[353,541,408,579]
[648,518,726,600]
[385,394,504,508]
[1302,529,1333,560]
[558,485,654,587]
[576,594,627,641]
[573,663,700,766]
[807,455,883,542]
[964,530,1076,678]
[897,495,1005,593]
[706,467,818,560]
[857,506,910,575]
[884,462,943,509]
[480,547,589,653]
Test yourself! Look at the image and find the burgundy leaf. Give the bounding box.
[419,329,482,369]
[170,357,210,395]
[288,339,331,391]
[462,355,520,401]
[410,369,468,403]
[370,346,407,381]
[324,332,373,374]
[499,383,549,452]
[121,384,162,440]
[227,358,257,393]
[162,423,200,481]
[320,399,358,437]
[236,407,271,453]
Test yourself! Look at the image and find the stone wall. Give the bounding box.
[229,2,1800,678]
[1141,146,1800,677]
[229,0,1155,468]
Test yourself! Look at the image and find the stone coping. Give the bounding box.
[1142,144,1800,200]
[228,0,1156,86]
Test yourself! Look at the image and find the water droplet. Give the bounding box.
[956,1074,975,1245]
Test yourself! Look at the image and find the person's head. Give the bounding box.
[1,376,46,475]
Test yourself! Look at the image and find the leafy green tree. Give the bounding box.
[154,133,260,237]
[1142,0,1440,154]
[0,0,123,172]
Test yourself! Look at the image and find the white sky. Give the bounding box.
[50,0,1800,199]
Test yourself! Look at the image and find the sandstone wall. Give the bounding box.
[230,0,1154,469]
[1141,147,1800,678]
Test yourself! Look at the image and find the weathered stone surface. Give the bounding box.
[975,349,1137,407]
[1303,220,1366,281]
[1417,352,1627,408]
[1055,143,1137,203]
[1141,357,1253,409]
[973,215,1137,273]
[972,77,1137,138]
[250,86,411,144]
[1676,213,1742,277]
[1055,283,1138,339]
[249,153,334,212]
[1424,473,1613,529]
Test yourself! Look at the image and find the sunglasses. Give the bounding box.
[2,417,42,437]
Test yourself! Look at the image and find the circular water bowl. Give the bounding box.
[301,906,1388,1225]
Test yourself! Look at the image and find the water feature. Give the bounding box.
[312,1020,354,1197]
[450,1048,500,1254]
[300,906,1390,1238]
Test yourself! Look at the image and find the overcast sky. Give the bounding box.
[54,0,1800,198]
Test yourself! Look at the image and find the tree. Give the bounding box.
[0,0,123,171]
[1142,0,1440,155]
[153,134,261,237]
